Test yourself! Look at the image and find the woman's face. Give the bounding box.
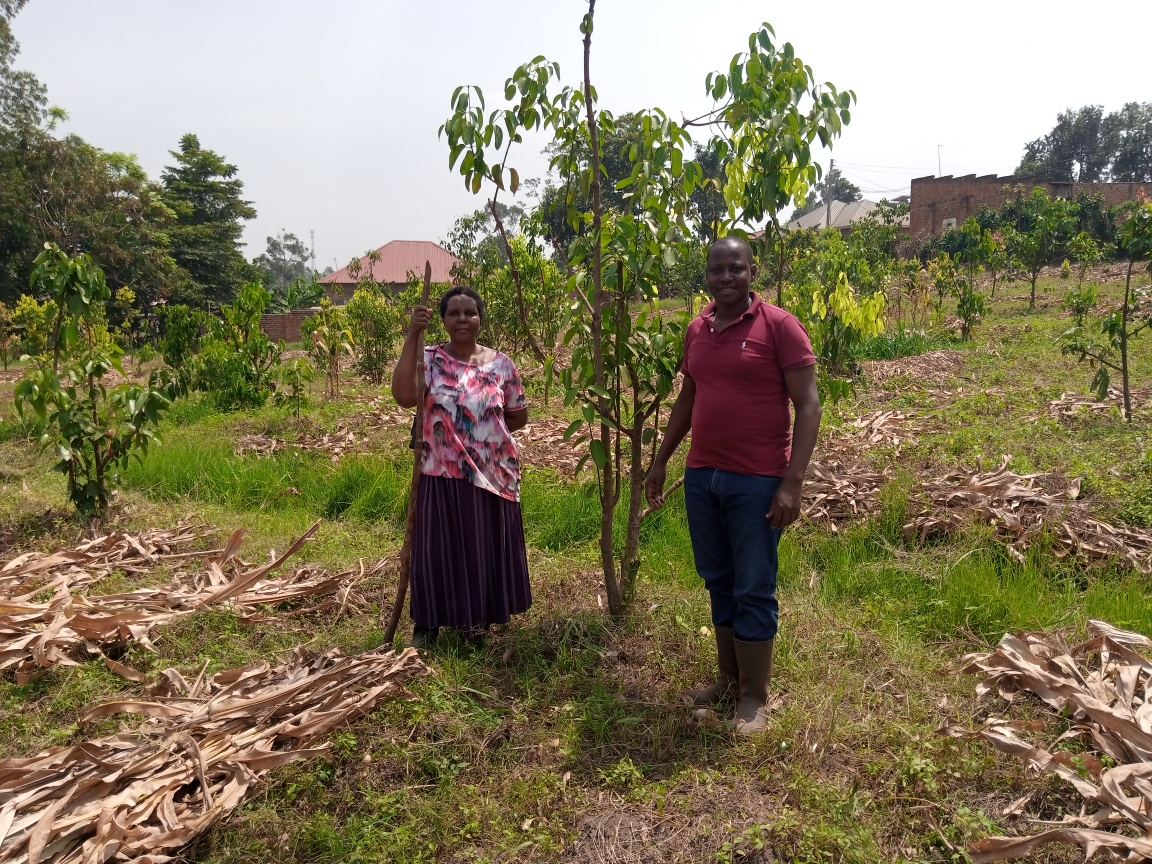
[443,294,482,344]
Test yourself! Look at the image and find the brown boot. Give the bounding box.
[732,637,774,734]
[682,625,737,706]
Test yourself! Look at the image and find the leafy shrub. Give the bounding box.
[14,244,171,516]
[345,287,401,384]
[303,299,354,399]
[276,356,314,417]
[196,282,282,410]
[955,278,988,340]
[158,304,203,395]
[11,294,55,358]
[1063,282,1098,326]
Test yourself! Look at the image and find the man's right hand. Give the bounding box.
[644,461,668,510]
[409,305,431,335]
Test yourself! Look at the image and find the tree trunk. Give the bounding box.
[1029,269,1038,309]
[581,0,619,615]
[1122,258,1133,422]
[489,198,546,362]
[774,219,786,306]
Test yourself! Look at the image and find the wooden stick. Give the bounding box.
[383,260,433,645]
[639,474,684,521]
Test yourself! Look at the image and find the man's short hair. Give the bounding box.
[708,236,754,265]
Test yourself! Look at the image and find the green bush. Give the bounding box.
[345,287,402,384]
[195,282,282,410]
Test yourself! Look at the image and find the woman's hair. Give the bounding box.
[439,285,486,321]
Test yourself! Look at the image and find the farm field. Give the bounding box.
[2,270,1151,863]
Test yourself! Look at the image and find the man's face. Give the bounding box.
[706,243,756,305]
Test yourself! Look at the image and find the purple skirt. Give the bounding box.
[409,474,531,630]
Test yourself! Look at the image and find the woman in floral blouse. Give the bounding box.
[391,286,531,648]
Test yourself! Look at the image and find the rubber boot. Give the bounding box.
[732,637,774,734]
[410,626,439,650]
[682,625,738,706]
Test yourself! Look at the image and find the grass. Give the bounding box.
[1,270,1150,862]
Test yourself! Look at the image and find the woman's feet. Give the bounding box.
[410,625,488,651]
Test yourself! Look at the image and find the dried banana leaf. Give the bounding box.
[1,526,210,600]
[904,455,1152,573]
[0,522,375,684]
[0,645,431,864]
[943,620,1152,862]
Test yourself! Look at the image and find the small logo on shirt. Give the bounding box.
[741,341,747,349]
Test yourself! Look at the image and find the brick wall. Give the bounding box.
[909,175,1148,239]
[259,310,315,344]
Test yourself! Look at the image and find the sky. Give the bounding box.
[12,0,1152,271]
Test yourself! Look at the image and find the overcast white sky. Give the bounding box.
[12,0,1152,270]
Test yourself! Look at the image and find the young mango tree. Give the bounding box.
[440,1,703,616]
[1008,188,1078,309]
[439,57,561,363]
[15,244,171,516]
[692,23,855,304]
[1062,197,1152,420]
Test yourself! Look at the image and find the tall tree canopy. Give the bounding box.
[161,133,256,306]
[1018,103,1152,183]
[0,0,46,133]
[0,131,178,304]
[788,167,862,221]
[253,230,311,290]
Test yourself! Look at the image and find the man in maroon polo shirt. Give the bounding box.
[646,236,821,735]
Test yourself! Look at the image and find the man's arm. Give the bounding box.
[644,374,696,509]
[766,364,821,528]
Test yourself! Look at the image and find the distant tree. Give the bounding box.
[1017,103,1152,183]
[1017,105,1115,182]
[0,0,46,133]
[0,131,178,305]
[788,167,861,221]
[253,230,311,290]
[1107,102,1152,183]
[161,133,257,307]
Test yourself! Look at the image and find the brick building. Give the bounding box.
[259,309,316,344]
[909,174,1147,239]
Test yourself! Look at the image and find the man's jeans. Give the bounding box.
[684,466,782,643]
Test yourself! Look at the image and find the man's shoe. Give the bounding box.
[682,625,738,706]
[732,637,774,734]
[410,625,439,650]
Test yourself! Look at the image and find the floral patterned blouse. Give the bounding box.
[421,345,527,502]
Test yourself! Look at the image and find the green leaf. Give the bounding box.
[510,167,520,194]
[589,438,607,470]
[563,418,583,440]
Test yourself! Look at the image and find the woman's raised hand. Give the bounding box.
[410,305,431,335]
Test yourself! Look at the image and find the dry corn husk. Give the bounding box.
[0,522,377,684]
[861,349,965,387]
[820,409,921,464]
[0,645,430,864]
[1049,387,1152,421]
[1,526,209,600]
[904,456,1152,572]
[942,620,1152,862]
[803,461,888,526]
[235,427,359,462]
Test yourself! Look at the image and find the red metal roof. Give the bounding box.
[319,240,460,286]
